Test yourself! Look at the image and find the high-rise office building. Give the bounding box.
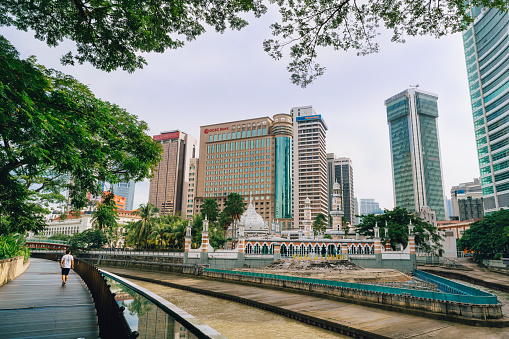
[360,199,383,215]
[194,115,293,229]
[462,7,509,214]
[385,88,447,220]
[184,158,199,218]
[149,130,197,215]
[327,154,355,225]
[112,180,135,211]
[291,106,328,229]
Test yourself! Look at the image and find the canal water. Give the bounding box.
[129,279,347,339]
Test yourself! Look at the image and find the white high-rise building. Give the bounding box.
[291,106,328,229]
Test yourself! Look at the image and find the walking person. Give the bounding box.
[60,250,74,286]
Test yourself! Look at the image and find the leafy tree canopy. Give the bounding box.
[313,213,327,235]
[457,209,509,260]
[70,229,107,250]
[0,37,162,235]
[224,193,245,222]
[201,198,219,222]
[357,207,442,252]
[92,192,119,231]
[2,1,507,86]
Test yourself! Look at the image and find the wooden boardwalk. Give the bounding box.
[0,258,99,339]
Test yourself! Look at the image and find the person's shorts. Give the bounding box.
[61,268,71,276]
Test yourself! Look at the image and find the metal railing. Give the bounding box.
[31,253,137,338]
[204,268,499,305]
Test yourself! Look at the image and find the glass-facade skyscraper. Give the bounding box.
[273,114,293,221]
[462,7,509,214]
[385,88,447,220]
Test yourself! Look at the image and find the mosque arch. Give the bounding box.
[246,243,253,254]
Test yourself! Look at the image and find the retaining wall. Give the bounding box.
[202,270,503,320]
[0,256,29,287]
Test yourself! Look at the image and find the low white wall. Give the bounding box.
[0,257,29,287]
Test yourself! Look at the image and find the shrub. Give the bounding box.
[0,234,30,262]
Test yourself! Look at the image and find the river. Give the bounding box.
[129,278,347,339]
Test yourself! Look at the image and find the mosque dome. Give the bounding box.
[240,198,265,231]
[333,181,341,190]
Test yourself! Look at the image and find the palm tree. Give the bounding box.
[201,198,219,222]
[168,220,186,250]
[148,222,171,249]
[130,203,159,249]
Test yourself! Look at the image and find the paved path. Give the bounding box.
[0,258,99,339]
[100,266,509,339]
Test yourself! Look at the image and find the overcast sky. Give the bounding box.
[3,8,480,212]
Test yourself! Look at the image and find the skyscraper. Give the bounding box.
[194,115,293,229]
[112,180,135,211]
[462,7,509,214]
[327,154,355,225]
[291,106,328,229]
[385,88,447,220]
[149,130,197,215]
[360,199,383,215]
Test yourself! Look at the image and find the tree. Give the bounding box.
[3,1,506,87]
[70,229,107,250]
[201,198,219,222]
[0,37,162,235]
[458,209,509,260]
[129,203,159,249]
[223,193,246,241]
[49,233,71,242]
[313,213,327,236]
[92,192,119,232]
[357,207,442,252]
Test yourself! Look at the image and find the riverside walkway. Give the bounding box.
[100,266,509,339]
[0,258,99,339]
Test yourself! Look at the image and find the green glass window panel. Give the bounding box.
[472,99,483,111]
[418,113,446,220]
[486,102,509,123]
[480,165,492,175]
[476,136,487,147]
[485,79,509,104]
[207,145,210,154]
[466,54,477,69]
[488,115,509,132]
[416,95,439,117]
[479,155,490,166]
[468,71,479,85]
[495,171,509,182]
[490,126,509,141]
[478,146,489,157]
[386,96,409,122]
[473,108,483,120]
[464,37,474,50]
[492,149,509,162]
[474,8,495,32]
[493,161,509,172]
[480,44,509,77]
[475,126,486,138]
[484,68,509,94]
[477,23,508,58]
[475,10,508,43]
[474,117,485,129]
[467,63,477,76]
[482,55,509,85]
[247,130,251,137]
[481,176,493,185]
[471,90,481,101]
[274,137,292,219]
[470,80,480,92]
[390,116,415,212]
[496,182,509,193]
[482,186,494,195]
[486,92,509,113]
[463,28,473,42]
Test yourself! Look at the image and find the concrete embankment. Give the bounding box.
[0,256,29,287]
[98,266,509,338]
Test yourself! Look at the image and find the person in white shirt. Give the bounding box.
[60,250,74,286]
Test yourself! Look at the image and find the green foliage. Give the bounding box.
[224,193,245,222]
[323,234,332,239]
[0,0,267,72]
[49,233,71,242]
[218,209,233,232]
[0,233,30,261]
[201,198,219,222]
[0,37,162,235]
[128,203,159,249]
[357,207,442,252]
[92,192,119,231]
[208,226,226,250]
[457,209,509,260]
[70,229,108,251]
[313,213,327,235]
